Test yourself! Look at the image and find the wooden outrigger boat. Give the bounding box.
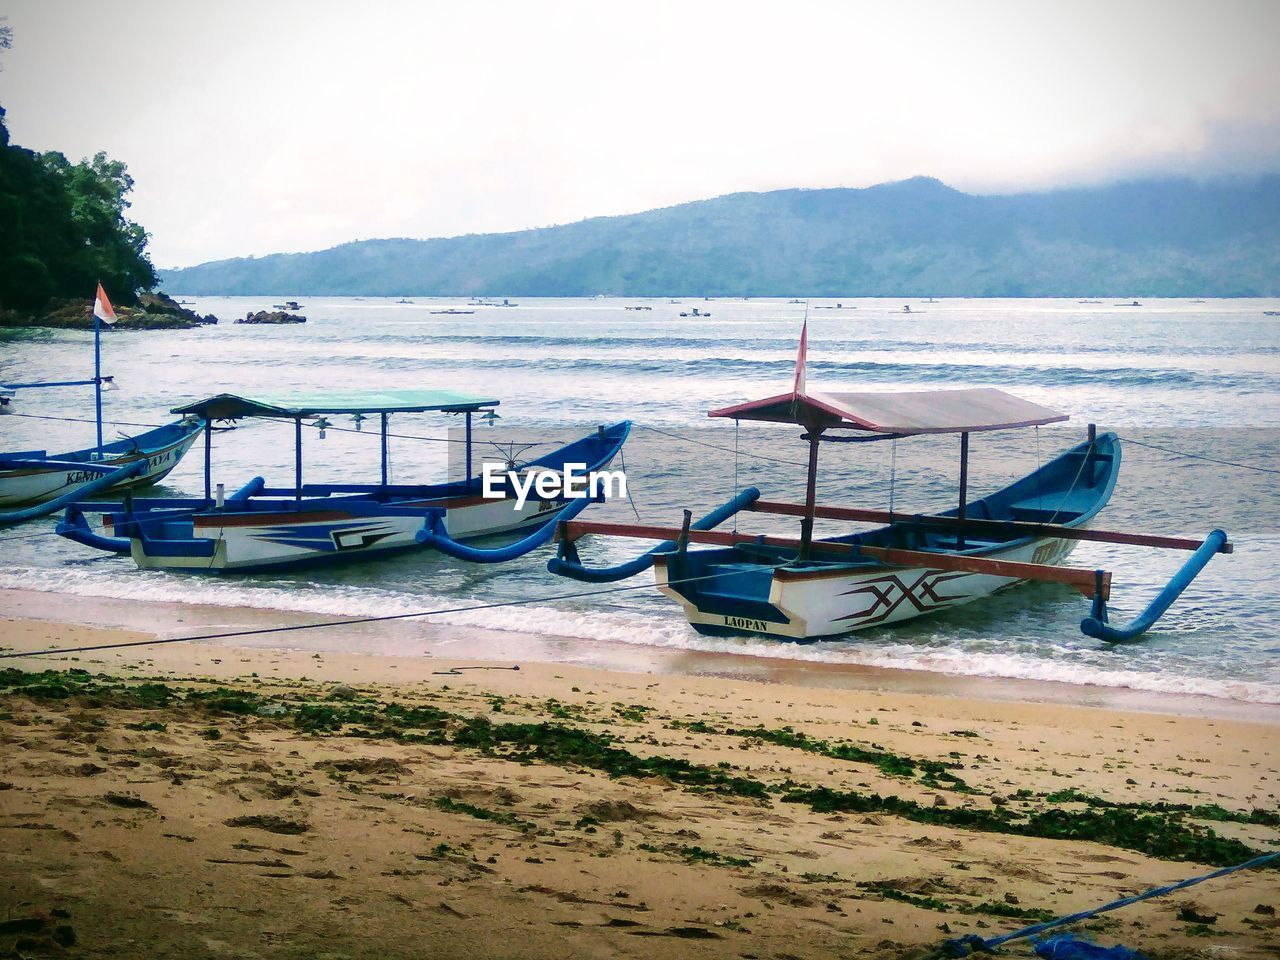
[1,420,205,523]
[57,389,630,573]
[549,326,1231,643]
[1,286,204,526]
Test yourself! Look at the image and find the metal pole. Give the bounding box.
[798,430,822,562]
[381,413,389,488]
[203,419,212,501]
[465,411,473,481]
[294,417,303,502]
[957,431,970,550]
[93,314,104,449]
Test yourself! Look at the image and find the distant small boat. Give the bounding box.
[625,306,653,311]
[1264,310,1280,317]
[272,300,304,311]
[902,305,912,314]
[1114,301,1142,307]
[1078,300,1103,304]
[431,309,475,315]
[679,308,711,318]
[1189,299,1206,304]
[396,298,414,304]
[923,297,938,303]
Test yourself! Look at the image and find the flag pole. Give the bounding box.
[93,295,104,450]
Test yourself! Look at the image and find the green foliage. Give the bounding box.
[782,786,1269,867]
[4,667,1274,872]
[433,796,535,833]
[0,103,157,311]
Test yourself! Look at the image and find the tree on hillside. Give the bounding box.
[0,102,157,311]
[41,150,157,299]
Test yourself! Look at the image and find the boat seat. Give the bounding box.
[703,563,777,601]
[1007,505,1083,524]
[927,537,1005,551]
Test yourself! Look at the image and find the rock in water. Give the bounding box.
[236,309,306,324]
[0,290,220,329]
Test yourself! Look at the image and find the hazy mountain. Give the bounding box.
[162,175,1280,297]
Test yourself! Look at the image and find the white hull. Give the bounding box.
[657,536,1078,640]
[124,492,568,572]
[0,433,201,508]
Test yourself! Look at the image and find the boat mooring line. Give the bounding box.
[1117,435,1280,475]
[638,424,809,467]
[0,567,758,661]
[8,411,167,429]
[0,530,55,545]
[942,849,1280,956]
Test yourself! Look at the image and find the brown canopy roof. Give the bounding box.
[708,387,1068,435]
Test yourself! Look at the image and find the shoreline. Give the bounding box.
[2,587,1276,725]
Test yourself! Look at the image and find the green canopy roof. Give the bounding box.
[172,389,500,420]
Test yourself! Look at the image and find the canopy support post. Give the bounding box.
[203,419,212,502]
[798,429,822,562]
[294,417,303,502]
[465,411,473,481]
[380,413,389,489]
[957,431,970,549]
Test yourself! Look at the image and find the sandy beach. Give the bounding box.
[1,598,1278,959]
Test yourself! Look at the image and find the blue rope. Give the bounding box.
[942,849,1280,956]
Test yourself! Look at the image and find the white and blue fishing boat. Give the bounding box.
[58,389,630,573]
[550,326,1231,643]
[0,286,204,526]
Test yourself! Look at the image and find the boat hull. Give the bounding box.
[0,422,203,508]
[657,534,1078,640]
[123,493,572,573]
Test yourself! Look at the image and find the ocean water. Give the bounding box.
[2,296,1278,704]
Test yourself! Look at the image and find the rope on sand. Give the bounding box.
[941,850,1280,957]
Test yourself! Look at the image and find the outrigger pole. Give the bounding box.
[557,519,1115,599]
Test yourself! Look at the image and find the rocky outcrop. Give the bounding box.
[0,291,219,329]
[236,310,306,324]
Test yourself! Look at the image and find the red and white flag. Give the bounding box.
[792,319,808,394]
[93,283,117,325]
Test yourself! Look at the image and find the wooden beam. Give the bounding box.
[556,519,1110,598]
[748,500,1231,554]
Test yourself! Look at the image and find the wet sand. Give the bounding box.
[1,599,1278,959]
[0,604,1274,957]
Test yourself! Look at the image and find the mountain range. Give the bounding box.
[162,175,1280,297]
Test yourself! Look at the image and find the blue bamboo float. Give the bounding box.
[548,487,762,583]
[1081,529,1230,642]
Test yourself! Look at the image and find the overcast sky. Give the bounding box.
[2,0,1277,267]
